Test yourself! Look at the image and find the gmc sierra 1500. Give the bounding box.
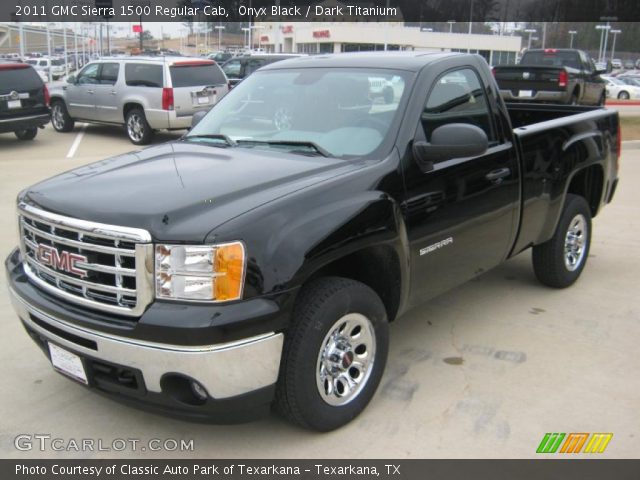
[5,52,620,431]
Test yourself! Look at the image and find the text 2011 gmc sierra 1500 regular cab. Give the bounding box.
[5,53,620,431]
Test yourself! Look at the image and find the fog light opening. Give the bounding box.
[160,374,209,406]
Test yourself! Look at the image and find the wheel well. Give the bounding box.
[123,102,143,120]
[50,96,65,105]
[572,86,580,99]
[567,165,604,217]
[305,245,402,322]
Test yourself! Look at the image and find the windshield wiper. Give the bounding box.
[183,134,236,147]
[235,140,330,157]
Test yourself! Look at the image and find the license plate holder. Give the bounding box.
[7,99,21,109]
[518,90,533,98]
[48,343,88,385]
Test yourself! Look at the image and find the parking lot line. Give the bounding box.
[66,124,87,159]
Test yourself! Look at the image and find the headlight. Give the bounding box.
[155,242,245,302]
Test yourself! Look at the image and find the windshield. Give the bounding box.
[521,51,581,70]
[186,68,409,158]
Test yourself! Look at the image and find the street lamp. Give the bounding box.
[524,29,536,50]
[241,27,250,50]
[610,29,621,61]
[568,30,577,48]
[214,25,225,52]
[595,24,611,63]
[250,25,264,51]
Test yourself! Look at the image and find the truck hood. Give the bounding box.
[22,141,364,242]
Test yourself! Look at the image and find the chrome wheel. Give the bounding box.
[127,112,145,142]
[51,104,65,130]
[273,107,293,131]
[316,313,376,406]
[564,214,587,272]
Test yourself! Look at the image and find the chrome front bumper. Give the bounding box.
[9,286,284,399]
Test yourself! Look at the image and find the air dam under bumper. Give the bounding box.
[7,266,284,423]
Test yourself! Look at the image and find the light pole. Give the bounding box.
[46,23,52,83]
[250,25,264,51]
[467,0,474,52]
[610,29,621,61]
[568,30,577,48]
[447,20,456,33]
[215,25,225,52]
[241,27,250,50]
[595,24,611,63]
[524,29,536,50]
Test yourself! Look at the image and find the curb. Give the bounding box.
[622,140,640,150]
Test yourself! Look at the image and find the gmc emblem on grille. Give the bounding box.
[36,244,88,278]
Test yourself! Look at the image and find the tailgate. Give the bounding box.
[494,66,567,95]
[169,61,228,117]
[0,65,47,120]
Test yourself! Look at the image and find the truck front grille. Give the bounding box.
[17,203,154,317]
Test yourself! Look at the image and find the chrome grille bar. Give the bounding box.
[17,202,154,317]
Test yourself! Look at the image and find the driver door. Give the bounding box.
[65,62,100,119]
[402,66,520,305]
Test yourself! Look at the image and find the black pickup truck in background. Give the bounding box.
[494,49,607,105]
[6,52,620,431]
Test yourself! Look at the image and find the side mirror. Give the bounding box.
[413,123,488,173]
[66,74,76,84]
[191,110,207,129]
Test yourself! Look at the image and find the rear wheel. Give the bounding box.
[51,100,75,132]
[598,92,606,106]
[275,277,389,431]
[569,93,579,105]
[532,194,592,288]
[125,108,154,145]
[14,128,37,140]
[618,91,630,100]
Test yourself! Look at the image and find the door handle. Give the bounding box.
[110,91,117,95]
[485,168,511,183]
[87,90,94,94]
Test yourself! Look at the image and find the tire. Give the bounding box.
[125,108,154,145]
[14,128,38,140]
[618,91,630,100]
[568,93,579,105]
[598,92,606,106]
[275,277,389,431]
[532,194,592,288]
[51,100,75,132]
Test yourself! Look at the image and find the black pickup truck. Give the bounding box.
[6,52,620,431]
[494,49,607,105]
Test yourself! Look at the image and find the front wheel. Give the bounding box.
[51,100,75,132]
[618,91,630,100]
[275,277,389,431]
[532,194,592,288]
[14,128,38,140]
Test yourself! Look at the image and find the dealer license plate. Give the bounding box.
[518,90,533,98]
[197,96,210,104]
[7,100,21,109]
[48,343,88,384]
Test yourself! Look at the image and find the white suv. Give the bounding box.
[48,56,229,144]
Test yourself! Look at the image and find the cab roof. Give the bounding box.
[260,51,469,72]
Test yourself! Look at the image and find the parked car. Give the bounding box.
[48,56,229,144]
[602,75,640,100]
[624,60,636,70]
[24,57,66,80]
[611,59,623,69]
[221,53,304,87]
[0,61,50,140]
[493,48,607,105]
[208,51,234,63]
[617,75,640,88]
[6,52,620,431]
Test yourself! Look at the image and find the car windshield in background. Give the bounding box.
[186,68,409,158]
[170,62,226,87]
[521,51,581,70]
[51,59,64,66]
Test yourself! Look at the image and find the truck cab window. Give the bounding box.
[420,68,496,145]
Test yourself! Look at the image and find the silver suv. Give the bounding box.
[49,56,229,144]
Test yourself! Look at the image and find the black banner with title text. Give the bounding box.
[1,0,640,23]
